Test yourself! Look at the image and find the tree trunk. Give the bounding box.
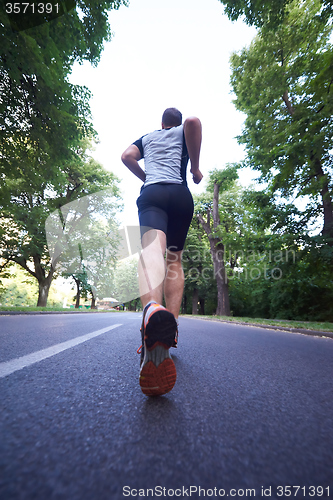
[91,296,97,309]
[199,298,205,315]
[314,159,333,241]
[282,89,295,116]
[182,293,187,314]
[211,241,230,316]
[192,288,199,315]
[37,280,52,307]
[197,180,231,317]
[74,277,80,308]
[216,282,230,317]
[34,256,55,307]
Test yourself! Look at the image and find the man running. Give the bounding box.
[121,107,202,396]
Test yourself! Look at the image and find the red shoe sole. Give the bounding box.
[139,358,177,396]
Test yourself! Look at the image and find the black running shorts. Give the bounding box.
[136,183,194,252]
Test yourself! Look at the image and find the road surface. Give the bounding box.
[0,313,332,500]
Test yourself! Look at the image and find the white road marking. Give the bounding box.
[0,324,122,379]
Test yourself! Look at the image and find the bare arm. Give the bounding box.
[121,145,146,183]
[184,117,203,184]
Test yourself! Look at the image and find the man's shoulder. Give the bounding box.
[144,125,184,141]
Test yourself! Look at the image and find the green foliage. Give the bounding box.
[206,164,239,193]
[222,0,333,320]
[0,1,128,180]
[0,138,122,305]
[70,267,90,306]
[1,282,34,307]
[183,218,216,315]
[218,0,332,28]
[189,165,333,321]
[229,235,333,321]
[1,1,128,67]
[0,264,67,306]
[0,266,38,306]
[230,0,333,237]
[113,257,140,304]
[219,0,290,27]
[60,217,121,306]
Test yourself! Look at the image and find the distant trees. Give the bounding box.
[0,264,66,307]
[228,235,333,321]
[54,211,122,309]
[183,161,333,321]
[0,265,38,307]
[0,139,122,306]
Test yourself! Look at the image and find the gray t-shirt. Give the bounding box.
[133,125,189,187]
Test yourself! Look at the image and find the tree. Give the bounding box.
[113,257,141,310]
[0,0,128,306]
[0,139,122,306]
[0,0,128,179]
[71,267,90,309]
[83,223,120,309]
[193,162,311,318]
[58,218,121,308]
[182,219,216,315]
[218,183,333,321]
[218,0,332,28]
[230,0,333,241]
[195,165,240,316]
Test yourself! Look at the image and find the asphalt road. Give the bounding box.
[0,313,332,500]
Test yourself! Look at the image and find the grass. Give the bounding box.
[0,306,117,313]
[184,314,333,333]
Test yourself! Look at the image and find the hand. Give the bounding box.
[191,169,203,184]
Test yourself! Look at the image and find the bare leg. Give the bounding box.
[138,235,179,397]
[138,229,166,309]
[164,249,184,319]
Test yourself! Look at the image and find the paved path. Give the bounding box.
[0,313,332,499]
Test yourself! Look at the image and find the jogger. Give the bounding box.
[121,107,203,396]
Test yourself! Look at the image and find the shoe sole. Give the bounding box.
[140,308,177,396]
[140,346,176,396]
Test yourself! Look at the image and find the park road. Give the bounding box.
[0,312,332,500]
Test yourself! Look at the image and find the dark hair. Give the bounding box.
[162,108,182,127]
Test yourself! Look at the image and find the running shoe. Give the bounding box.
[138,302,177,396]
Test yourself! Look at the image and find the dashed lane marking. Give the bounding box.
[0,324,122,379]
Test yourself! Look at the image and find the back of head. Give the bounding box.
[162,108,182,128]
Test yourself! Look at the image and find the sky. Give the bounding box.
[69,0,258,226]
